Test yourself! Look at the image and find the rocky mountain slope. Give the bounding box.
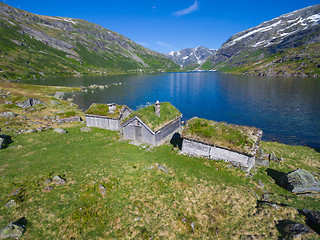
[202,4,320,77]
[0,3,179,81]
[166,46,216,67]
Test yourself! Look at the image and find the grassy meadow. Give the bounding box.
[0,82,319,239]
[0,124,319,239]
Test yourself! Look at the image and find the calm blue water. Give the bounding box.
[23,72,320,149]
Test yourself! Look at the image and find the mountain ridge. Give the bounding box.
[166,46,216,67]
[200,4,320,77]
[0,2,179,81]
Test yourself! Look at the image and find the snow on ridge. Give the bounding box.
[182,56,189,60]
[63,18,76,24]
[251,40,268,48]
[38,15,76,24]
[168,51,175,56]
[306,13,320,22]
[227,20,282,46]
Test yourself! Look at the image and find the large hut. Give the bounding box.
[181,117,263,171]
[121,101,182,145]
[85,103,131,131]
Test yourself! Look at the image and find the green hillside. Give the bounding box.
[0,3,179,81]
[199,43,320,77]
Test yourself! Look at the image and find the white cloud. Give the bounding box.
[173,1,199,16]
[156,41,174,48]
[137,41,149,47]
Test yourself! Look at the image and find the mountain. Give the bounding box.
[166,46,216,67]
[201,4,320,77]
[0,3,179,81]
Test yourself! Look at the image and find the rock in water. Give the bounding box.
[54,92,65,100]
[0,222,25,239]
[279,168,320,193]
[53,128,67,134]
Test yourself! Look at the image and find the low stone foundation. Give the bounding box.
[181,138,255,171]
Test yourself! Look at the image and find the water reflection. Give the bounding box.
[23,73,320,149]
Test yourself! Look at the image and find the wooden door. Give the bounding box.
[135,126,142,141]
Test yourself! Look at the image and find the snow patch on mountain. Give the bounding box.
[166,46,216,67]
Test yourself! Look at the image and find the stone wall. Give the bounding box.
[86,115,120,131]
[182,138,255,171]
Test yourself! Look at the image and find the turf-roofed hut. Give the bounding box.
[181,117,263,171]
[85,103,131,131]
[121,101,182,145]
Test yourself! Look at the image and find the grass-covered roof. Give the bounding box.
[123,102,182,132]
[182,117,262,156]
[85,103,128,119]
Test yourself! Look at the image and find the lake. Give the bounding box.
[23,72,320,149]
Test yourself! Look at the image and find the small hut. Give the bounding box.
[85,103,131,131]
[121,102,182,145]
[181,117,262,171]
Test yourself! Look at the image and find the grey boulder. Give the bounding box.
[52,175,66,185]
[0,221,25,239]
[282,222,310,239]
[16,98,43,108]
[0,137,4,149]
[80,126,92,132]
[300,209,320,231]
[54,91,65,100]
[53,128,67,134]
[0,112,17,118]
[279,168,320,193]
[51,100,61,106]
[98,184,107,197]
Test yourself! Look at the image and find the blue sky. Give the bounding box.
[1,0,319,53]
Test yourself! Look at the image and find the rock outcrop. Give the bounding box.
[16,98,43,108]
[53,128,67,134]
[279,168,320,193]
[205,4,320,77]
[167,46,216,67]
[0,219,26,239]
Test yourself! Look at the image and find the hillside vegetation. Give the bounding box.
[200,43,320,77]
[0,3,179,81]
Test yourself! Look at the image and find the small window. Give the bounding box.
[135,120,140,126]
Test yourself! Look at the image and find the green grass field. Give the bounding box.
[0,125,319,239]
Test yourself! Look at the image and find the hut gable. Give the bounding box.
[122,102,182,132]
[121,102,182,145]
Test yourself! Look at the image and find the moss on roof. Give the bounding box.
[123,102,182,132]
[182,117,262,156]
[85,103,128,119]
